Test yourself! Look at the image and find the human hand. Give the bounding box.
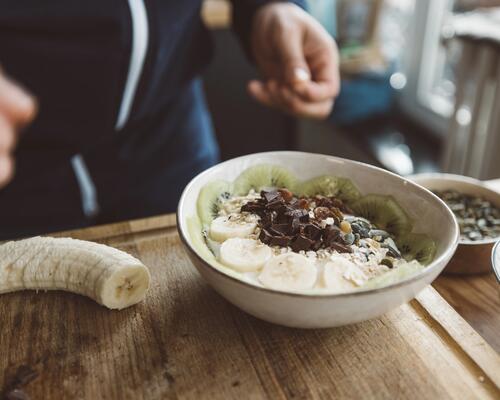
[248,3,340,119]
[0,68,37,187]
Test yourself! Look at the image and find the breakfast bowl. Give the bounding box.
[410,173,500,275]
[177,152,459,328]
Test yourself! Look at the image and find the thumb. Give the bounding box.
[276,33,310,88]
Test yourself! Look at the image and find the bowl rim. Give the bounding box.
[177,151,460,299]
[492,240,500,283]
[410,172,500,246]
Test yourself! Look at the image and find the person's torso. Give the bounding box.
[0,0,212,161]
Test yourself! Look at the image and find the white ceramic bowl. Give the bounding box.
[177,152,459,328]
[411,173,500,274]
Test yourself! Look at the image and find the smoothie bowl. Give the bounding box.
[177,152,459,328]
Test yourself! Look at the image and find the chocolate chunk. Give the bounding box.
[267,199,286,211]
[269,223,290,236]
[286,208,309,222]
[261,211,277,227]
[323,225,341,245]
[250,189,358,254]
[291,234,314,252]
[259,229,274,244]
[303,223,322,240]
[288,198,301,209]
[262,190,282,203]
[270,235,293,247]
[329,242,353,253]
[268,203,289,220]
[241,202,264,214]
[276,211,291,224]
[290,218,301,234]
[311,240,323,251]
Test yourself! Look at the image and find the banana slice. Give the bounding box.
[219,238,272,272]
[209,215,257,242]
[323,256,367,292]
[258,253,317,291]
[0,236,150,310]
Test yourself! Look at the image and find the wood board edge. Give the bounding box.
[50,214,177,241]
[416,286,500,388]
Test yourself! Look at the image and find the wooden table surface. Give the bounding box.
[434,179,500,352]
[1,214,499,399]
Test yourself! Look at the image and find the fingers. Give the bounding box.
[278,85,333,119]
[274,28,312,88]
[0,114,15,153]
[250,2,340,108]
[0,71,37,128]
[0,114,15,187]
[0,154,14,187]
[291,38,340,102]
[292,79,339,103]
[0,70,36,188]
[248,80,275,108]
[248,79,333,119]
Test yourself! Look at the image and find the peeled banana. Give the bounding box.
[258,253,317,291]
[210,215,257,242]
[323,256,367,292]
[219,237,272,272]
[0,236,150,310]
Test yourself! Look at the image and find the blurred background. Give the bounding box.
[202,0,500,179]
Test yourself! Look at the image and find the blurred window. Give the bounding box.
[403,0,500,135]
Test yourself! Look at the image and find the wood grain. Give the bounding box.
[434,274,500,352]
[1,215,499,399]
[434,178,500,352]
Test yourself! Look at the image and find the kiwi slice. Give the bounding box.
[351,194,412,236]
[187,216,217,262]
[298,176,361,203]
[197,180,232,226]
[396,233,437,265]
[186,216,230,272]
[363,260,424,289]
[233,164,297,195]
[335,177,362,203]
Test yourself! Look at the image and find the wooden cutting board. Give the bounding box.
[1,215,499,399]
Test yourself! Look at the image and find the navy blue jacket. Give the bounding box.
[0,0,304,238]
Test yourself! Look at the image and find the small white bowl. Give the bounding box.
[411,173,500,274]
[177,152,459,328]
